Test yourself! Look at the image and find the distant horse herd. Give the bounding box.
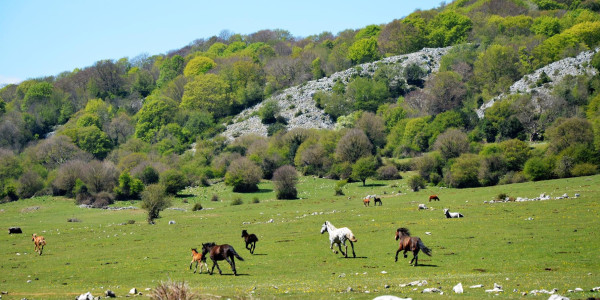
[14,194,464,275]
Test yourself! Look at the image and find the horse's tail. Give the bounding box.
[418,239,432,256]
[230,247,245,261]
[347,233,357,242]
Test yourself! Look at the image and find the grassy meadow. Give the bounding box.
[1,174,599,299]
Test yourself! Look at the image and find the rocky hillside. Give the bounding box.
[477,48,599,118]
[221,47,452,140]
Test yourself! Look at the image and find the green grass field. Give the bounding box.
[1,174,599,299]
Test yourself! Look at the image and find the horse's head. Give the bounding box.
[241,230,248,237]
[320,222,328,234]
[201,242,215,255]
[396,227,410,240]
[191,248,198,253]
[32,234,37,241]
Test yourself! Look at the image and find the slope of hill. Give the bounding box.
[222,47,452,140]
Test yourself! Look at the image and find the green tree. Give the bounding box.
[352,156,378,186]
[346,77,390,112]
[347,37,380,64]
[141,184,171,224]
[114,171,144,200]
[426,11,472,47]
[445,153,481,188]
[183,56,216,77]
[523,157,555,181]
[160,169,188,195]
[135,96,177,142]
[474,44,521,95]
[157,55,184,88]
[181,74,233,118]
[499,139,531,171]
[73,126,113,159]
[225,157,263,192]
[547,118,594,154]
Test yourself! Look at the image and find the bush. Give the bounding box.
[259,100,280,124]
[273,165,298,199]
[571,163,598,177]
[139,165,160,185]
[141,184,171,224]
[127,219,136,225]
[523,157,554,181]
[252,197,260,204]
[192,203,203,211]
[334,180,347,196]
[225,157,263,193]
[150,279,198,300]
[210,194,219,202]
[92,191,114,208]
[231,197,243,206]
[496,193,509,201]
[408,175,426,192]
[17,170,44,199]
[498,171,528,185]
[376,165,401,180]
[161,170,188,195]
[67,218,81,222]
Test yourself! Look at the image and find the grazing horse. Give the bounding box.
[444,208,464,218]
[374,197,382,206]
[429,195,440,202]
[241,230,258,254]
[32,234,46,255]
[190,248,208,274]
[363,196,370,206]
[395,228,431,266]
[320,221,357,258]
[201,242,244,276]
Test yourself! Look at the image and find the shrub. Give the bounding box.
[17,170,45,199]
[571,163,598,177]
[498,171,528,185]
[161,170,188,195]
[231,197,243,206]
[408,175,426,192]
[141,184,171,224]
[127,219,136,225]
[352,156,378,186]
[273,165,298,199]
[377,165,401,180]
[192,203,203,211]
[252,197,260,204]
[259,100,280,124]
[210,194,219,202]
[67,218,81,222]
[92,191,114,208]
[496,193,509,201]
[139,165,160,185]
[523,157,554,181]
[225,157,263,193]
[150,279,198,300]
[334,180,347,196]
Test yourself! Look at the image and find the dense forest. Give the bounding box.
[2,0,600,206]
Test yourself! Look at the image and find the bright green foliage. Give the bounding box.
[141,184,170,223]
[76,113,101,129]
[355,25,381,40]
[311,57,325,79]
[130,68,155,97]
[560,9,600,29]
[377,103,406,130]
[157,55,184,88]
[180,74,233,118]
[407,174,426,191]
[402,117,430,152]
[474,44,521,95]
[22,82,53,110]
[487,15,533,37]
[591,51,600,71]
[240,42,276,62]
[114,171,144,200]
[571,163,598,176]
[84,98,114,125]
[446,153,481,188]
[347,38,380,64]
[533,21,600,67]
[547,118,594,154]
[426,11,472,47]
[378,19,427,55]
[499,139,531,171]
[223,41,247,56]
[207,42,227,56]
[346,77,390,112]
[532,0,566,10]
[135,96,177,142]
[313,91,352,121]
[183,56,216,77]
[183,111,215,138]
[352,155,378,186]
[532,15,561,36]
[72,126,113,159]
[224,157,263,193]
[524,156,555,181]
[259,100,280,124]
[160,169,187,195]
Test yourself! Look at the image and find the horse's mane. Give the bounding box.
[397,227,411,236]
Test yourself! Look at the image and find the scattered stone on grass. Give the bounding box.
[453,283,463,294]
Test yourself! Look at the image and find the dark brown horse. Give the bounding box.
[374,197,382,206]
[429,195,440,202]
[201,242,244,276]
[395,228,431,266]
[241,230,258,254]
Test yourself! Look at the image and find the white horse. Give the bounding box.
[444,208,464,218]
[320,221,357,258]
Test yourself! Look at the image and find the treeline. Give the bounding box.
[1,0,600,205]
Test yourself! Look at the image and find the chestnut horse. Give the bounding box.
[201,242,244,276]
[32,234,46,255]
[363,197,370,206]
[394,228,431,266]
[241,230,258,254]
[190,248,208,274]
[429,195,440,202]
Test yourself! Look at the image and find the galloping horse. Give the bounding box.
[374,197,382,206]
[201,242,244,276]
[395,228,431,266]
[189,248,208,274]
[320,221,357,258]
[429,195,440,202]
[32,234,46,255]
[241,230,258,254]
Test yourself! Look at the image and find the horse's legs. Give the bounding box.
[330,241,338,254]
[225,256,237,276]
[337,243,346,256]
[251,242,255,254]
[349,240,356,258]
[411,249,421,266]
[212,259,223,275]
[403,250,408,258]
[246,241,251,251]
[395,249,401,262]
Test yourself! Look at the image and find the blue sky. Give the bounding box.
[0,0,443,85]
